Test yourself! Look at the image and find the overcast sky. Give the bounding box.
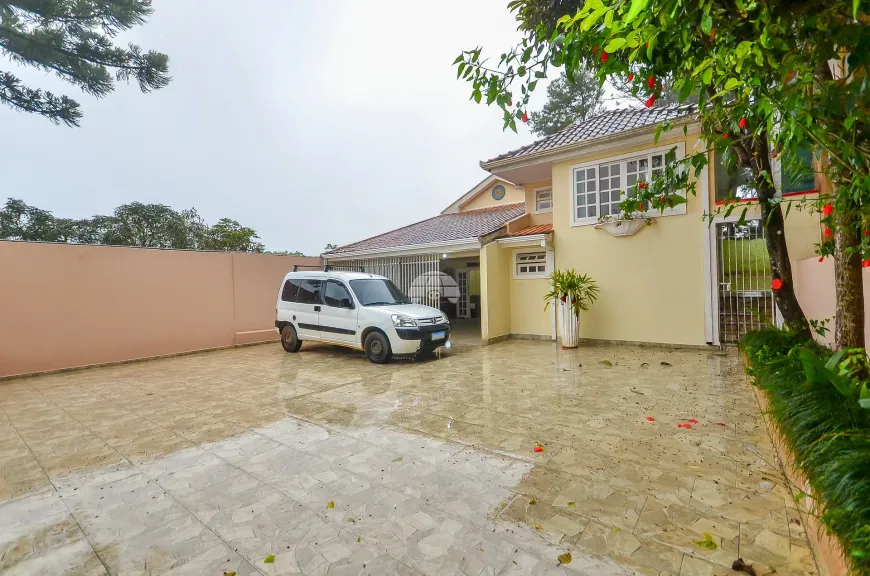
[1,0,551,255]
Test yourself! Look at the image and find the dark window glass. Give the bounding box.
[349,279,411,306]
[715,151,758,203]
[281,280,298,302]
[295,279,323,305]
[323,280,352,308]
[782,147,816,193]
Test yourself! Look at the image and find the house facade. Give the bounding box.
[325,105,822,347]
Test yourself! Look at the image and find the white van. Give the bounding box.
[275,269,451,363]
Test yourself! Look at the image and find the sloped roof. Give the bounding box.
[485,105,697,165]
[326,203,526,255]
[508,224,553,237]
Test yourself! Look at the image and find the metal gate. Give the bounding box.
[329,254,442,309]
[716,220,776,344]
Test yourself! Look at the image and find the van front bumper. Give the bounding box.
[390,323,451,354]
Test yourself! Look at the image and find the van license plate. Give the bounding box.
[431,331,445,341]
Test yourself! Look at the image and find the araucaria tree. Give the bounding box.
[528,68,603,136]
[456,0,870,348]
[0,1,169,126]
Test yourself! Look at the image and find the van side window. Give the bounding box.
[323,280,353,308]
[281,280,299,302]
[295,279,323,305]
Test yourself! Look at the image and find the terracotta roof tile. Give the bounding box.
[485,105,697,164]
[508,224,553,237]
[327,203,526,254]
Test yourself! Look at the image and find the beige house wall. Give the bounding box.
[0,241,321,378]
[509,271,552,337]
[480,242,511,341]
[460,179,525,212]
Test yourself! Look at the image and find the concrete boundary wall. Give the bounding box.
[1,241,321,378]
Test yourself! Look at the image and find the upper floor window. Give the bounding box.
[534,188,552,213]
[572,146,680,224]
[715,146,816,204]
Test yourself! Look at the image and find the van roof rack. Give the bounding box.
[292,264,334,272]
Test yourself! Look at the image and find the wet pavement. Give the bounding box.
[0,340,816,575]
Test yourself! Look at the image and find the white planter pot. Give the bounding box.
[593,219,651,237]
[559,297,579,348]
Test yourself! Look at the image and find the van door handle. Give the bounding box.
[314,305,321,312]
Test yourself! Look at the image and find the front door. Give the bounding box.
[456,269,470,319]
[318,280,358,345]
[293,278,323,340]
[715,220,776,344]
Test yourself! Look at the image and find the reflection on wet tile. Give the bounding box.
[0,341,815,574]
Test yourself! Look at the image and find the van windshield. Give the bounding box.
[349,279,411,306]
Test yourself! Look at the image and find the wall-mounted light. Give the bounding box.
[442,253,447,259]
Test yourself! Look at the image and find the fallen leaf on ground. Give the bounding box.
[646,416,655,421]
[731,558,757,575]
[600,360,613,366]
[640,362,649,368]
[346,518,356,523]
[392,457,403,462]
[264,555,276,564]
[534,524,541,530]
[688,418,699,424]
[357,537,362,542]
[224,572,237,576]
[717,422,726,426]
[327,501,335,509]
[567,501,576,507]
[557,552,572,565]
[693,533,718,550]
[529,497,537,505]
[660,361,672,367]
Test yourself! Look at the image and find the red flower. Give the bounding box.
[683,424,692,429]
[771,278,784,291]
[723,133,729,139]
[647,75,656,89]
[659,195,665,203]
[822,203,833,216]
[560,295,566,302]
[717,422,726,426]
[738,117,747,129]
[644,95,656,108]
[865,230,869,236]
[533,445,544,453]
[646,416,655,421]
[628,73,634,82]
[688,419,699,424]
[600,51,609,62]
[522,112,529,123]
[819,256,824,262]
[638,181,647,189]
[825,227,832,237]
[637,203,644,211]
[863,259,870,268]
[593,45,599,54]
[771,152,778,159]
[508,100,512,107]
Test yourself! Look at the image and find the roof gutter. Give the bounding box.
[481,115,700,172]
[323,237,481,260]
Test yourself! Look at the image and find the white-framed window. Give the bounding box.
[571,143,686,226]
[514,251,549,279]
[534,188,552,213]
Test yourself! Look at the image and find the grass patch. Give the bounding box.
[740,328,870,575]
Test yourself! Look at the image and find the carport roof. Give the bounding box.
[324,203,526,257]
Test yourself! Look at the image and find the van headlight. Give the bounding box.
[391,314,417,327]
[440,314,449,324]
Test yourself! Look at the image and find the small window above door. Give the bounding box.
[534,188,552,213]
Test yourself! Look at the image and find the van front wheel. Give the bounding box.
[364,331,392,364]
[281,324,302,353]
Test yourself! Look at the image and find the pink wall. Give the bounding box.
[793,256,870,347]
[0,241,321,378]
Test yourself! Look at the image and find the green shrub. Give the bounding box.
[740,328,870,575]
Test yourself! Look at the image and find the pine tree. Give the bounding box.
[528,69,604,137]
[0,1,170,126]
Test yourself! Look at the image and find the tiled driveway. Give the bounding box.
[0,340,816,576]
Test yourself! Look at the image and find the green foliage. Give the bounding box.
[0,198,270,253]
[0,1,170,126]
[740,328,870,573]
[528,69,603,136]
[543,269,599,315]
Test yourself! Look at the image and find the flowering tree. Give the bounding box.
[456,0,869,348]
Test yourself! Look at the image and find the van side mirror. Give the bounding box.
[341,297,353,309]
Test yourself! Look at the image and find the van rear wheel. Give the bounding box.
[364,331,392,364]
[281,324,302,353]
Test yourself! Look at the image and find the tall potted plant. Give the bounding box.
[544,269,599,348]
